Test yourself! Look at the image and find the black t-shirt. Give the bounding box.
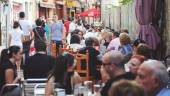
[24,53,56,79]
[0,60,17,90]
[33,27,46,42]
[100,72,136,96]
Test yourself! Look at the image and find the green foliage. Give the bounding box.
[119,0,133,5]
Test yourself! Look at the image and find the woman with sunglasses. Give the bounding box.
[0,46,23,92]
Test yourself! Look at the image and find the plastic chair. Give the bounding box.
[34,83,46,96]
[23,78,47,96]
[0,84,21,96]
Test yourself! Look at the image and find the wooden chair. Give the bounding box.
[51,43,57,57]
[75,51,90,81]
[59,45,78,56]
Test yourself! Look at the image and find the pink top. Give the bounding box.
[107,38,121,51]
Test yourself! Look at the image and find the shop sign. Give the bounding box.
[40,2,55,8]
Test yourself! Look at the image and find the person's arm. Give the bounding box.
[62,26,66,43]
[5,69,19,84]
[45,77,55,96]
[73,72,82,85]
[31,30,35,41]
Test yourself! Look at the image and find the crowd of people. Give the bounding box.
[0,11,170,96]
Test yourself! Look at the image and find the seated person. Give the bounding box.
[135,43,151,59]
[100,51,136,96]
[107,31,120,51]
[24,41,56,79]
[133,39,145,54]
[124,55,145,75]
[109,80,146,96]
[45,53,82,95]
[0,46,22,94]
[69,34,84,51]
[119,33,133,64]
[136,60,170,96]
[79,37,101,80]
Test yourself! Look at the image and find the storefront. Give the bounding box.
[65,0,81,19]
[12,2,23,20]
[38,1,55,19]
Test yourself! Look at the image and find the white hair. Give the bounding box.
[141,60,169,84]
[103,50,124,67]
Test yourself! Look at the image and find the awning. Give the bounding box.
[40,2,55,9]
[77,8,100,17]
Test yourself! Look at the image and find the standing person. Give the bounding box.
[67,18,77,44]
[9,21,24,49]
[51,15,66,55]
[69,18,77,33]
[19,12,33,58]
[33,18,46,46]
[64,17,71,36]
[0,46,22,91]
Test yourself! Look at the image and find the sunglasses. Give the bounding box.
[102,62,111,67]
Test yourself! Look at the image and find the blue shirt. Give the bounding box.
[156,88,170,96]
[51,21,63,41]
[119,44,133,56]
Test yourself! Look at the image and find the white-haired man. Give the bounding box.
[100,50,136,96]
[136,60,170,96]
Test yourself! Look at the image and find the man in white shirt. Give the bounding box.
[69,18,77,33]
[107,31,120,51]
[67,18,77,44]
[19,12,32,58]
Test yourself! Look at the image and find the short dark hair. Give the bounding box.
[35,18,43,26]
[19,12,25,18]
[136,44,151,59]
[85,37,94,47]
[133,39,146,47]
[34,41,46,52]
[0,46,21,64]
[121,29,129,34]
[113,31,120,37]
[13,21,20,29]
[70,34,81,44]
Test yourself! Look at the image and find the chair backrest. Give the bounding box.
[60,45,78,56]
[51,43,57,57]
[34,83,46,96]
[75,51,90,81]
[24,78,47,96]
[0,84,21,96]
